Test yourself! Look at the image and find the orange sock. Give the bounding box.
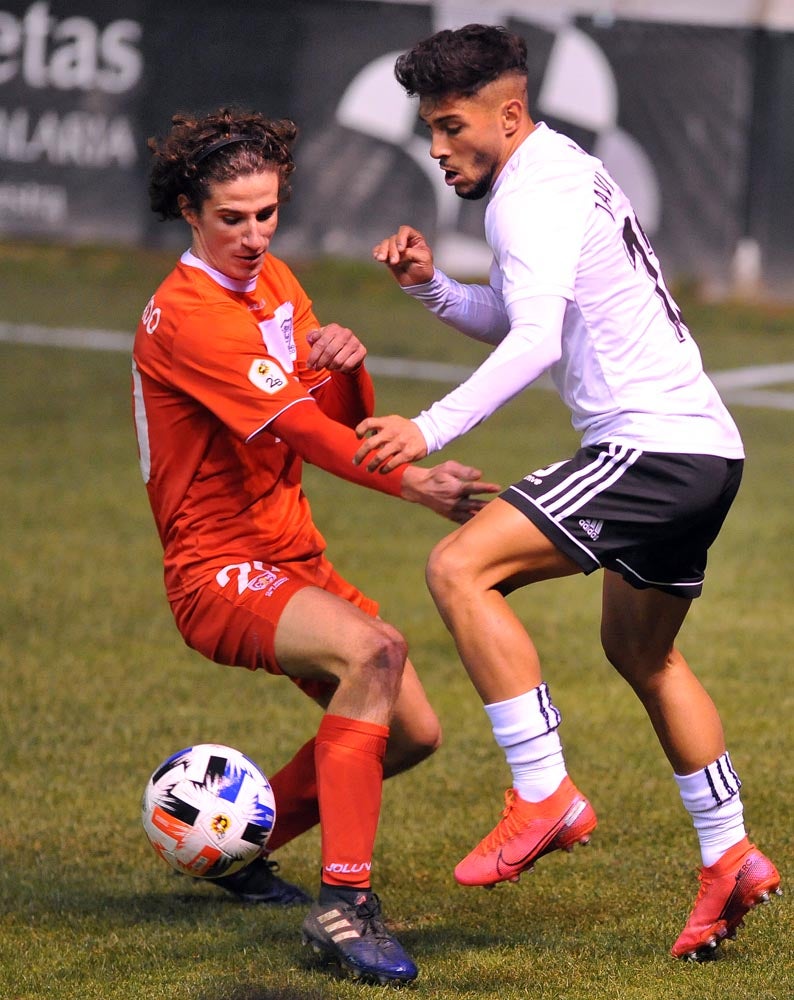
[265,738,319,853]
[315,713,389,889]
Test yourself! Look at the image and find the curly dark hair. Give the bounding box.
[147,107,298,220]
[394,23,527,100]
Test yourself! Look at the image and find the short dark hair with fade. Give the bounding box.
[394,23,527,100]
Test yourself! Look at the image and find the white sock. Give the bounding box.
[675,751,747,867]
[485,683,567,803]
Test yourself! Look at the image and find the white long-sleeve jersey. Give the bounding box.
[406,122,744,460]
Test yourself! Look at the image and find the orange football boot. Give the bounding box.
[671,837,782,960]
[455,776,597,887]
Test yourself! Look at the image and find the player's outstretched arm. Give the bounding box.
[400,461,500,524]
[374,226,510,344]
[356,297,568,472]
[354,414,427,472]
[372,225,435,287]
[268,401,498,523]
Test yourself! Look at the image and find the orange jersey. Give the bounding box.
[132,250,357,599]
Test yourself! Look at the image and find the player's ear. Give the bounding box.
[501,98,524,137]
[178,193,198,225]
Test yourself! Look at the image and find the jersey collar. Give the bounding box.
[180,249,258,294]
[491,122,549,196]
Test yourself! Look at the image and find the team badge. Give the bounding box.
[248,358,288,394]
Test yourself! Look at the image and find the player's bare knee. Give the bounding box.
[426,537,471,608]
[601,633,637,679]
[408,716,442,762]
[385,721,441,776]
[601,630,673,690]
[353,619,408,692]
[395,733,441,771]
[417,720,442,761]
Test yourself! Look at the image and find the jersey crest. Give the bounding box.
[258,301,296,372]
[248,358,288,395]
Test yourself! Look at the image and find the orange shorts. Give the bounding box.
[170,552,378,699]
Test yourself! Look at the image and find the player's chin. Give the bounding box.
[455,182,489,202]
[453,172,492,201]
[232,254,266,279]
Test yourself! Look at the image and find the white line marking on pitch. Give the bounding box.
[2,321,793,410]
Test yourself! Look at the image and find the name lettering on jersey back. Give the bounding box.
[594,171,615,219]
[248,358,288,395]
[142,296,161,335]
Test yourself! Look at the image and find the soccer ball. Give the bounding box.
[141,743,276,878]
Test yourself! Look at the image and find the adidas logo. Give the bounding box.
[578,518,604,541]
[318,908,360,941]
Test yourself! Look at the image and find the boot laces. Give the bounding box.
[352,893,388,939]
[479,789,530,854]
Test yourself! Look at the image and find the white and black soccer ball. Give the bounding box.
[141,743,276,879]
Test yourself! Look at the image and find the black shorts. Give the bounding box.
[502,443,743,598]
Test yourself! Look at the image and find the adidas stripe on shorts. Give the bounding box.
[502,442,743,598]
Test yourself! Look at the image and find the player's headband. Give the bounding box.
[192,135,250,164]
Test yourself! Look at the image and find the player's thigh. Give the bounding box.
[600,568,691,675]
[274,585,405,685]
[429,497,580,594]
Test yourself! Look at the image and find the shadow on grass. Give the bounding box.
[194,988,327,1000]
[114,889,304,930]
[0,876,306,940]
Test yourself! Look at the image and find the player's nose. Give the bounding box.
[241,218,266,247]
[429,133,448,160]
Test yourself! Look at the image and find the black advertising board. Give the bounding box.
[0,0,147,242]
[0,1,791,294]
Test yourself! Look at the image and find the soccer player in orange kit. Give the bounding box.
[132,107,498,986]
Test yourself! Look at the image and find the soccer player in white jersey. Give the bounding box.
[353,23,781,961]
